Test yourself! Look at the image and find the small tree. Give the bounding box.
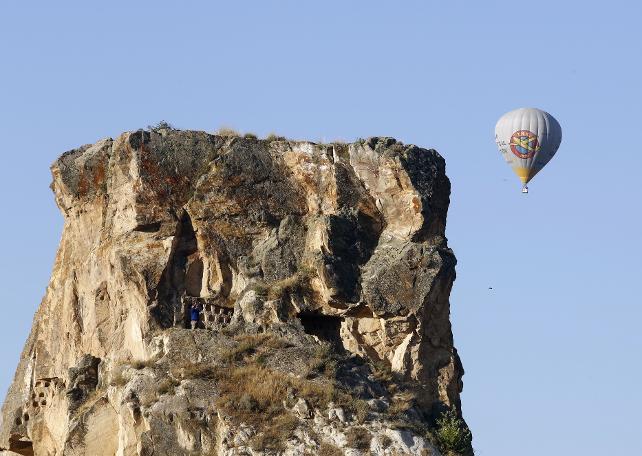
[435,408,473,455]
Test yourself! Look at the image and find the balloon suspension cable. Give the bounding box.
[521,185,529,194]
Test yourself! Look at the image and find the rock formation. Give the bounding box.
[0,127,470,455]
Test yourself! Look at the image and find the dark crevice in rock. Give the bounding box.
[128,130,151,150]
[70,279,83,334]
[133,221,162,233]
[66,355,101,414]
[324,208,383,302]
[398,147,450,243]
[343,303,376,318]
[152,211,202,328]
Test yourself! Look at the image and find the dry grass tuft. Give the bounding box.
[352,398,370,424]
[157,378,180,396]
[380,433,393,449]
[387,390,417,417]
[263,335,294,350]
[332,393,371,424]
[109,371,129,387]
[210,334,342,438]
[215,363,335,427]
[248,412,299,451]
[304,344,336,379]
[372,360,394,383]
[251,268,316,302]
[178,364,218,380]
[318,442,343,456]
[345,427,372,450]
[139,394,157,408]
[216,127,240,137]
[266,133,287,141]
[129,359,156,370]
[217,333,268,364]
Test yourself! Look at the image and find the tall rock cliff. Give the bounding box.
[0,128,471,456]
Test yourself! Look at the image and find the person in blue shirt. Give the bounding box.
[190,302,202,329]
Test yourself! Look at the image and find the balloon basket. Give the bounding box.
[521,186,529,194]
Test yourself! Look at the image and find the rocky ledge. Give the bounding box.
[0,127,471,455]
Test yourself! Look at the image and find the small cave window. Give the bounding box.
[299,314,344,347]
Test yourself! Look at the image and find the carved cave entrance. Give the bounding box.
[299,314,344,348]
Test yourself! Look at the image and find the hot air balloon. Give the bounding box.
[495,108,562,193]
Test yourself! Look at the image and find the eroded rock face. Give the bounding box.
[0,128,467,455]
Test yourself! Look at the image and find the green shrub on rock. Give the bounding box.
[435,408,473,455]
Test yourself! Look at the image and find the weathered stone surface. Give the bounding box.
[66,355,101,414]
[0,128,469,455]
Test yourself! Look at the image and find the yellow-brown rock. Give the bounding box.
[0,128,469,455]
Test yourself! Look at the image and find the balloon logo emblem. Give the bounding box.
[509,130,540,159]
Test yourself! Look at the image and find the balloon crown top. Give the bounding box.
[502,107,550,116]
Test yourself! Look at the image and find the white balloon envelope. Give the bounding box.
[495,107,562,193]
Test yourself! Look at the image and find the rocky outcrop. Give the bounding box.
[0,127,469,455]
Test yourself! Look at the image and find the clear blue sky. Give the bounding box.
[1,1,640,454]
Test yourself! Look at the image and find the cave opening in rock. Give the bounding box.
[299,314,344,347]
[153,211,204,328]
[9,434,34,456]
